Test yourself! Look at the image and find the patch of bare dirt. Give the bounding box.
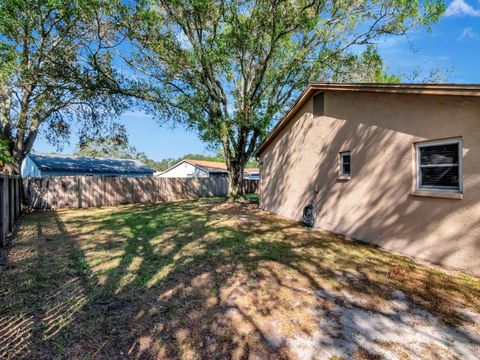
[1,199,479,359]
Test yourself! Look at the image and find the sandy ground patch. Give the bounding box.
[1,199,479,359]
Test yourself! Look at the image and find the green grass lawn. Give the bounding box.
[1,198,479,359]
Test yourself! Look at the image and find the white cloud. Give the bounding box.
[376,37,403,49]
[122,110,153,119]
[445,0,480,17]
[458,27,480,40]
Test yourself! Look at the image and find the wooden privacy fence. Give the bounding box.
[0,174,22,247]
[243,179,259,194]
[23,176,259,210]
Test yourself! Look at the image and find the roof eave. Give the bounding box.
[161,159,217,174]
[254,82,480,156]
[254,85,317,156]
[40,169,153,174]
[309,82,480,96]
[207,169,228,173]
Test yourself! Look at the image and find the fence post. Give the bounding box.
[0,176,7,247]
[130,178,135,204]
[8,177,14,230]
[76,177,80,208]
[14,177,19,220]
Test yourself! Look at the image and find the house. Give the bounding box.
[156,159,228,178]
[245,169,260,180]
[21,153,154,177]
[255,83,480,275]
[157,159,259,179]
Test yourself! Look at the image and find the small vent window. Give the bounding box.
[313,92,324,116]
[339,151,351,177]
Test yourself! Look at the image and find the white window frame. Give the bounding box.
[415,138,462,193]
[339,151,351,177]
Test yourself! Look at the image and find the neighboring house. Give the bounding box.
[255,83,480,275]
[245,169,260,180]
[21,153,154,177]
[157,159,258,179]
[156,159,227,178]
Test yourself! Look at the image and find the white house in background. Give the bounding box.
[246,170,260,180]
[156,159,226,178]
[156,159,259,179]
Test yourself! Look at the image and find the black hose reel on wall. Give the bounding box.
[303,202,317,228]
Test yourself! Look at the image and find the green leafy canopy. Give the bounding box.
[113,0,445,194]
[0,0,130,173]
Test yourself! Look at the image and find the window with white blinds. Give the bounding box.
[416,139,462,192]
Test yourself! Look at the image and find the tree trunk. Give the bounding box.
[228,161,245,197]
[2,160,20,175]
[0,137,19,174]
[3,151,23,175]
[2,119,38,175]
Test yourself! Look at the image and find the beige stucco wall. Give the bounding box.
[259,90,480,275]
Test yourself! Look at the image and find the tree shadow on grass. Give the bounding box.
[2,198,480,359]
[0,210,99,359]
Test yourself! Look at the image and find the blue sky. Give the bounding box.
[33,0,480,161]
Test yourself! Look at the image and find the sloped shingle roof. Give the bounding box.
[29,153,154,175]
[185,159,257,173]
[186,159,228,172]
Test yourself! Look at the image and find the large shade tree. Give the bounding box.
[115,0,444,196]
[0,0,128,174]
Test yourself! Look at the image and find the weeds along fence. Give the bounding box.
[0,174,22,247]
[23,176,259,210]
